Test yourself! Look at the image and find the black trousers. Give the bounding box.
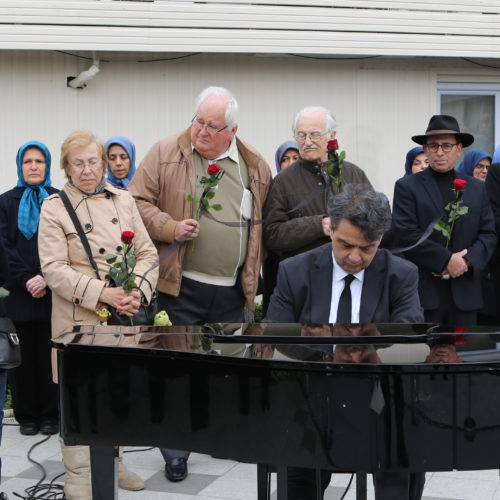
[424,279,477,326]
[157,277,245,463]
[157,276,246,325]
[8,320,58,425]
[287,467,425,500]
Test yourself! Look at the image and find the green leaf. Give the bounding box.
[201,198,209,209]
[0,287,10,298]
[338,151,346,163]
[106,254,117,264]
[205,191,215,200]
[187,195,198,203]
[211,204,223,211]
[456,206,468,215]
[109,267,119,278]
[128,255,136,269]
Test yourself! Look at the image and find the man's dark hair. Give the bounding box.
[327,184,391,242]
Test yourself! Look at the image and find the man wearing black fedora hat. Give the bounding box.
[392,114,496,325]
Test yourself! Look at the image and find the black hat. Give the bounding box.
[412,114,474,147]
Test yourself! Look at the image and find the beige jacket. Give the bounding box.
[39,182,159,340]
[128,127,271,311]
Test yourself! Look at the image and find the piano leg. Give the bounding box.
[356,472,367,500]
[89,445,118,500]
[276,464,289,499]
[257,463,272,500]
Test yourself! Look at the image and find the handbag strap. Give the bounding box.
[59,190,102,280]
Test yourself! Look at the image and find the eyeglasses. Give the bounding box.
[475,163,490,170]
[69,159,102,171]
[295,131,326,142]
[191,116,228,135]
[425,143,457,153]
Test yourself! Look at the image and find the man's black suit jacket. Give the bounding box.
[392,168,496,311]
[265,243,424,323]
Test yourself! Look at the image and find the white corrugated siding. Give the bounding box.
[1,0,500,56]
[2,50,497,199]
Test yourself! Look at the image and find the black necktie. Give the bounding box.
[337,274,355,323]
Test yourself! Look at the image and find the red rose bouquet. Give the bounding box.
[326,139,346,190]
[434,179,468,249]
[180,162,225,220]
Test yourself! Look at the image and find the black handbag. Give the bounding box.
[59,190,158,326]
[106,277,158,326]
[0,317,21,369]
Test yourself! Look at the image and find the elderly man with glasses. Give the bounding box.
[263,106,372,259]
[392,114,496,325]
[129,86,271,482]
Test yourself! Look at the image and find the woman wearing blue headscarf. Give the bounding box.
[0,141,59,436]
[493,145,500,165]
[404,146,428,176]
[457,149,492,181]
[105,136,136,188]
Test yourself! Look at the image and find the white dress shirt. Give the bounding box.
[328,253,364,323]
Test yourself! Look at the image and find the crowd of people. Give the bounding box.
[0,85,499,500]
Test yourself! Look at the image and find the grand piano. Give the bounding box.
[52,323,500,499]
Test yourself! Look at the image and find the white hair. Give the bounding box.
[195,86,239,130]
[293,106,337,135]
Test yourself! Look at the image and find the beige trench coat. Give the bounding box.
[38,182,159,380]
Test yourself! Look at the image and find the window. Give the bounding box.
[438,83,500,160]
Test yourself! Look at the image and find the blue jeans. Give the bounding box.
[0,369,7,481]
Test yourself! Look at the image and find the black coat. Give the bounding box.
[265,243,424,323]
[392,168,496,311]
[0,186,58,321]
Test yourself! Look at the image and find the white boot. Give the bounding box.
[59,440,91,500]
[118,447,145,491]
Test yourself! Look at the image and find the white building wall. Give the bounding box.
[0,50,496,201]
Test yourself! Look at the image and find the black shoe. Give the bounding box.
[164,458,188,482]
[40,420,59,435]
[19,422,38,435]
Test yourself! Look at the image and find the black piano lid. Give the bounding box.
[55,323,500,472]
[51,323,500,370]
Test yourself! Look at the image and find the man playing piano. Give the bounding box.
[265,184,424,324]
[265,184,425,499]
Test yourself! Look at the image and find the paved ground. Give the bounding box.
[2,414,500,499]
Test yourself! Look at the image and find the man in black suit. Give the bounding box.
[266,184,424,324]
[265,185,425,500]
[392,115,496,325]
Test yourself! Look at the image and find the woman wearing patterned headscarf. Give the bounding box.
[105,136,137,188]
[0,141,59,436]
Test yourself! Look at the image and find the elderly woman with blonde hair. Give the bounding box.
[38,129,159,499]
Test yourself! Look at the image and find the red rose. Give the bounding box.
[454,326,467,333]
[327,139,339,151]
[454,179,467,191]
[121,231,134,245]
[454,335,467,345]
[207,163,221,176]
